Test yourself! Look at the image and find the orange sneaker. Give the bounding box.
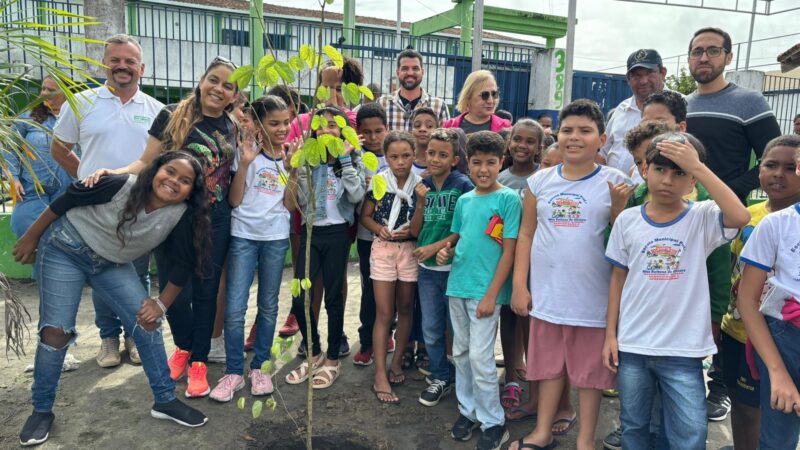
[185,362,210,398]
[168,348,191,381]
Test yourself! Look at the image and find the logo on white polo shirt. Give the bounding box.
[133,115,153,125]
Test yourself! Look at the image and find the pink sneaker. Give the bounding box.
[249,370,274,396]
[209,374,244,402]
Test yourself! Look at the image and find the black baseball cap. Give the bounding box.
[627,49,663,73]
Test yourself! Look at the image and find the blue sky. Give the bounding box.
[271,0,798,75]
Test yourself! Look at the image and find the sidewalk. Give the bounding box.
[0,265,737,449]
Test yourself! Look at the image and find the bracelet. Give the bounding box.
[152,297,167,315]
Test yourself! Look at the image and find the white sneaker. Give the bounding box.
[96,337,121,368]
[208,336,226,364]
[125,337,141,365]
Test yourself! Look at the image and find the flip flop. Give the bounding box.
[505,406,537,422]
[371,385,400,405]
[388,369,406,386]
[551,415,577,436]
[512,437,558,450]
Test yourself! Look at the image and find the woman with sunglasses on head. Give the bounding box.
[443,70,511,134]
[82,56,241,398]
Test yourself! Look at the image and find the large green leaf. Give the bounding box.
[315,85,330,102]
[359,84,375,100]
[290,149,306,168]
[274,61,295,83]
[288,55,304,71]
[289,278,301,297]
[323,45,344,68]
[341,126,361,150]
[311,114,323,131]
[362,151,379,171]
[299,44,315,67]
[304,138,321,166]
[373,175,387,200]
[229,66,254,91]
[343,82,360,106]
[252,400,263,419]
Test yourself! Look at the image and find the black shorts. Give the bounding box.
[721,331,760,408]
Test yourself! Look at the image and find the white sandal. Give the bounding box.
[311,361,341,390]
[285,354,323,385]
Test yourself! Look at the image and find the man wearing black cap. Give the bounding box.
[599,49,667,173]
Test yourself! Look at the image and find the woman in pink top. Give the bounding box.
[443,70,511,134]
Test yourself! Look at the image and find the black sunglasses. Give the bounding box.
[479,90,500,101]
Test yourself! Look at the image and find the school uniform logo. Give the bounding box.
[641,238,686,281]
[254,167,281,195]
[547,193,586,227]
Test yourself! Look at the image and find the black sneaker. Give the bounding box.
[602,426,622,450]
[19,411,54,446]
[476,425,509,450]
[339,333,351,357]
[706,390,731,422]
[419,378,453,407]
[151,398,208,427]
[451,414,479,441]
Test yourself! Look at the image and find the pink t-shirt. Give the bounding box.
[286,108,357,143]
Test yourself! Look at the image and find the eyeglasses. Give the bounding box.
[211,55,238,69]
[479,90,499,101]
[688,46,727,59]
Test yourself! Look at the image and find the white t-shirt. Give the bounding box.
[606,201,738,357]
[740,203,800,321]
[230,152,291,241]
[315,166,347,226]
[53,86,164,178]
[412,161,427,176]
[527,164,631,327]
[356,153,388,241]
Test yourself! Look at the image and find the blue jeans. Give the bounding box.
[449,297,503,430]
[755,317,800,450]
[418,267,453,381]
[224,236,289,374]
[92,253,150,339]
[618,352,706,450]
[32,217,174,412]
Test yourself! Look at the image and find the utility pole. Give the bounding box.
[397,0,402,49]
[249,0,264,100]
[563,0,577,103]
[744,0,757,69]
[471,0,484,72]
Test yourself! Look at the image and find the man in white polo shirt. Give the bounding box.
[51,34,163,368]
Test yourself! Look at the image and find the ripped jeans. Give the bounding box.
[32,217,175,412]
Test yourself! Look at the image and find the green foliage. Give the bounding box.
[665,68,697,95]
[362,152,379,172]
[358,85,374,100]
[237,397,246,410]
[300,278,312,290]
[252,400,263,419]
[289,278,301,297]
[322,45,343,68]
[342,82,360,106]
[372,174,387,200]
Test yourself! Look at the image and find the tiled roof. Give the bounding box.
[170,0,537,45]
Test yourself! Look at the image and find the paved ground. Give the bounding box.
[0,264,740,449]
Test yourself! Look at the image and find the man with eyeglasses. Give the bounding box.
[599,49,667,173]
[685,26,781,428]
[378,47,450,131]
[50,34,164,370]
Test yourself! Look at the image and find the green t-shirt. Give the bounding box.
[417,171,474,269]
[446,186,522,305]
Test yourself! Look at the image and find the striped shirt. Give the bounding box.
[378,89,450,131]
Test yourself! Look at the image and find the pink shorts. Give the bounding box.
[370,239,418,282]
[526,316,616,390]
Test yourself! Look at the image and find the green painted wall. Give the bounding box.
[0,214,32,278]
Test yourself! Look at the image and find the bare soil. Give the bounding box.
[1,265,737,449]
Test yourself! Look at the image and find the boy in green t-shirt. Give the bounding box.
[435,131,521,450]
[409,128,473,407]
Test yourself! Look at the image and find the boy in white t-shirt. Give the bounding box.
[738,136,800,450]
[603,132,750,450]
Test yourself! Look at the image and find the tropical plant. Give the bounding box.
[228,1,380,448]
[665,67,697,95]
[1,0,104,358]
